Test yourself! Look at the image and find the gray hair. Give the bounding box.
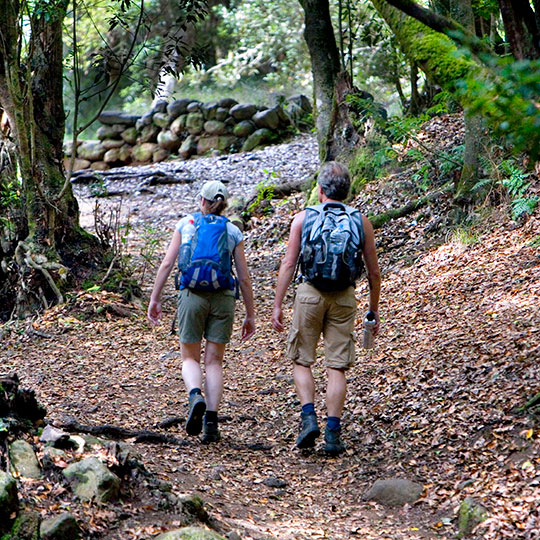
[317,161,351,201]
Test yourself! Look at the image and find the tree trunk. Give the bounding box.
[0,0,104,320]
[498,0,540,59]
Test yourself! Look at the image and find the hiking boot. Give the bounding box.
[186,393,206,436]
[296,413,320,449]
[324,426,346,455]
[201,418,221,444]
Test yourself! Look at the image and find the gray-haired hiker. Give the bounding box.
[148,180,256,443]
[272,162,381,454]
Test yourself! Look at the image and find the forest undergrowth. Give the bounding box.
[2,116,539,539]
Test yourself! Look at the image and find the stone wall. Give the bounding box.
[65,95,312,171]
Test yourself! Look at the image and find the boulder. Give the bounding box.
[186,101,202,113]
[179,135,198,159]
[77,141,106,161]
[104,148,124,164]
[63,457,120,503]
[41,513,81,540]
[157,130,182,152]
[242,128,274,152]
[136,112,154,129]
[458,497,488,537]
[0,472,18,532]
[217,98,238,108]
[40,425,72,448]
[197,135,236,155]
[253,108,280,130]
[9,439,42,479]
[230,103,257,120]
[153,112,170,129]
[287,94,312,113]
[186,113,205,135]
[153,148,171,162]
[215,107,229,122]
[167,99,194,119]
[140,124,160,143]
[155,527,225,540]
[118,145,132,163]
[96,125,120,140]
[233,120,256,138]
[203,120,227,136]
[64,158,91,172]
[170,115,187,135]
[90,161,109,171]
[121,126,138,145]
[98,111,140,126]
[152,99,168,114]
[201,102,218,120]
[363,478,423,506]
[9,511,40,540]
[101,139,125,150]
[132,142,159,162]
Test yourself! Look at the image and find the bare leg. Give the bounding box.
[293,363,316,406]
[204,341,226,411]
[326,367,346,418]
[181,342,202,392]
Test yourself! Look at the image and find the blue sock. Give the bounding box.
[301,403,316,415]
[189,388,202,397]
[327,416,341,431]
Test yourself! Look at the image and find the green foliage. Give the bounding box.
[0,181,20,208]
[139,225,163,287]
[498,160,539,219]
[450,226,479,246]
[456,57,540,160]
[243,170,279,218]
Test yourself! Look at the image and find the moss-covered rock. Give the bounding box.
[0,472,18,533]
[155,527,225,540]
[458,497,488,537]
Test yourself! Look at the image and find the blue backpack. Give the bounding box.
[300,202,365,291]
[178,213,236,292]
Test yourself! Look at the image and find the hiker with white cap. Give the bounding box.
[148,180,256,443]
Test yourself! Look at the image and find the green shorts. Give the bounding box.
[177,288,236,344]
[287,282,357,370]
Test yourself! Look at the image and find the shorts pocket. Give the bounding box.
[298,294,321,305]
[286,328,300,360]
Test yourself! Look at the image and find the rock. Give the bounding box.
[226,532,241,540]
[186,113,205,135]
[157,130,182,152]
[458,497,488,537]
[287,94,312,113]
[363,478,423,506]
[197,136,236,155]
[9,439,42,478]
[65,158,91,171]
[63,456,120,502]
[98,111,140,126]
[41,513,81,540]
[167,99,194,119]
[153,148,171,163]
[40,425,72,448]
[201,102,218,120]
[76,141,106,161]
[262,476,287,488]
[253,108,280,130]
[132,142,159,162]
[230,104,257,120]
[233,120,256,138]
[121,126,138,145]
[136,111,154,129]
[0,472,18,532]
[9,511,40,540]
[101,138,125,150]
[90,161,109,171]
[140,124,160,143]
[186,101,202,113]
[96,125,120,140]
[152,99,168,114]
[104,148,124,164]
[215,107,229,122]
[155,526,225,540]
[217,98,238,108]
[242,128,274,152]
[177,493,208,522]
[170,115,187,136]
[179,135,198,159]
[153,112,170,129]
[204,120,227,136]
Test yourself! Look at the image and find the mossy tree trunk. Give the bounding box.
[0,0,104,320]
[298,0,361,162]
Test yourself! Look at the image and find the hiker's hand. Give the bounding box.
[271,306,284,332]
[241,316,255,341]
[147,300,162,325]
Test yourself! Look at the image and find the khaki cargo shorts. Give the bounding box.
[177,288,236,344]
[287,282,357,370]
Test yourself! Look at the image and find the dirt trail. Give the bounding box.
[3,128,540,539]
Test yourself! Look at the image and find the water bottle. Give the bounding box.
[178,218,195,271]
[363,311,377,349]
[329,223,347,279]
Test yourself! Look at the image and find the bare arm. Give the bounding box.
[362,215,381,334]
[233,240,256,341]
[271,211,305,332]
[147,230,181,324]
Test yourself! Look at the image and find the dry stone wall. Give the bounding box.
[65,95,313,172]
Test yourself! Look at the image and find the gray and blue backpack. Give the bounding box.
[300,202,365,291]
[178,212,237,292]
